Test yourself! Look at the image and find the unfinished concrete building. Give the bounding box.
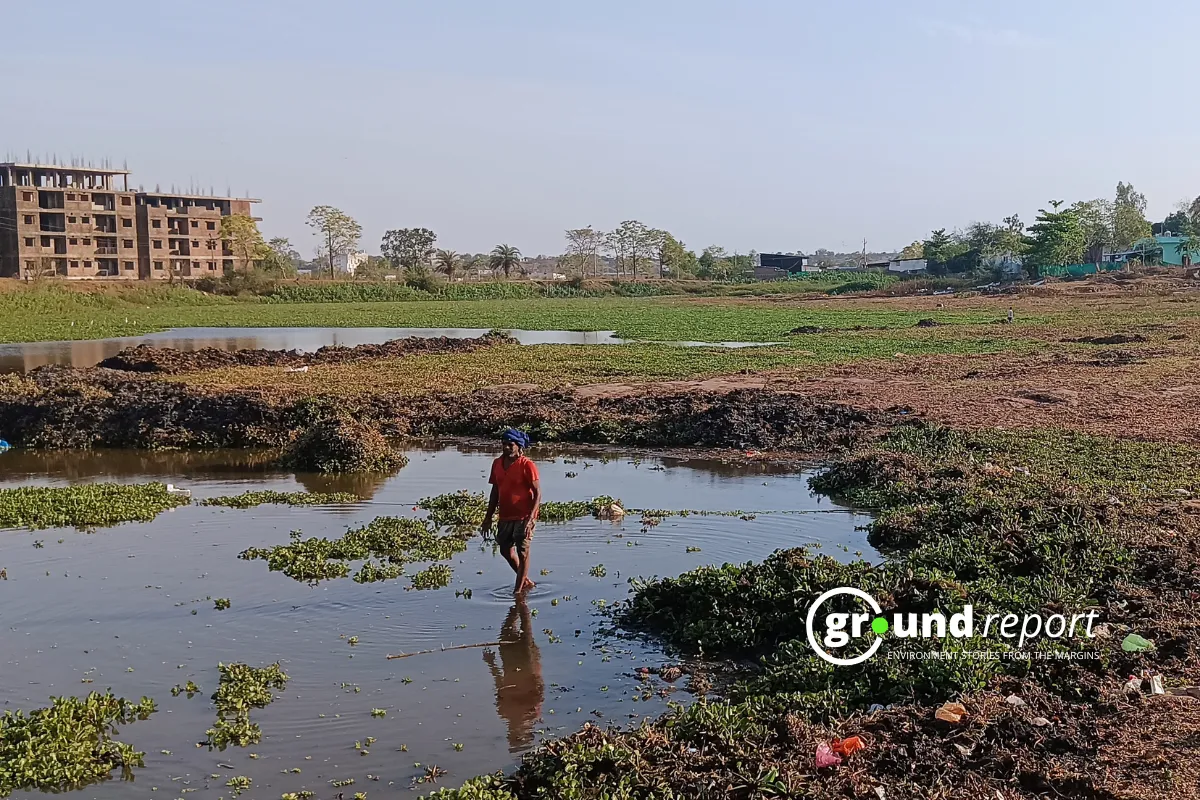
[0,163,140,279]
[1,161,261,280]
[135,193,259,279]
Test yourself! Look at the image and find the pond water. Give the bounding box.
[0,443,872,798]
[0,328,780,373]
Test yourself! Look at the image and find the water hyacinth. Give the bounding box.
[0,692,157,797]
[200,490,358,509]
[409,564,453,590]
[417,491,622,528]
[239,517,470,585]
[203,663,289,751]
[0,483,191,531]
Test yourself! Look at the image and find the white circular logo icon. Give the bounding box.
[806,586,884,666]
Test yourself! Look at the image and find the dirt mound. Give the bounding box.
[789,325,828,335]
[277,415,407,473]
[96,333,516,374]
[915,318,945,327]
[1068,334,1148,346]
[0,371,892,454]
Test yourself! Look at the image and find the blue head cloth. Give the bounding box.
[501,428,529,448]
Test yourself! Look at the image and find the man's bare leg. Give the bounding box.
[501,546,521,576]
[516,547,535,594]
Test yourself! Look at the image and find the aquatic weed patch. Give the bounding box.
[0,482,191,530]
[277,415,407,473]
[418,491,621,528]
[239,517,470,585]
[0,692,156,797]
[203,663,289,751]
[409,564,453,590]
[200,490,359,508]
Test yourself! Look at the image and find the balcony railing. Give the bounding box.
[95,247,118,255]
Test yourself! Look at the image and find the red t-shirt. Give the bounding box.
[489,456,540,521]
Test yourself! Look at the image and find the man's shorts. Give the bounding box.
[496,519,533,555]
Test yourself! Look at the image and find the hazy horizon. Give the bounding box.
[4,0,1197,259]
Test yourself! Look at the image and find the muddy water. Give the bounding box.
[0,327,779,373]
[0,444,872,798]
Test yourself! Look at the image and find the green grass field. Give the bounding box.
[1,283,1012,344]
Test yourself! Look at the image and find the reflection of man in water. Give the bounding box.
[483,599,544,752]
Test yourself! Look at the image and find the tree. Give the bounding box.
[1190,196,1200,229]
[306,206,362,278]
[607,220,654,279]
[1068,199,1113,263]
[433,249,460,281]
[564,227,604,277]
[220,214,267,272]
[897,241,924,259]
[697,245,728,279]
[489,244,522,279]
[267,237,302,270]
[259,237,298,276]
[1026,201,1086,273]
[655,231,695,278]
[354,256,394,281]
[922,229,957,276]
[1163,210,1195,237]
[1113,182,1151,251]
[381,228,437,270]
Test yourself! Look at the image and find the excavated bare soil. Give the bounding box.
[95,332,516,374]
[0,367,894,454]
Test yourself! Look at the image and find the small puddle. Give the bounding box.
[0,443,872,797]
[0,327,781,373]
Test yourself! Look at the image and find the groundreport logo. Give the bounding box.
[805,587,1101,667]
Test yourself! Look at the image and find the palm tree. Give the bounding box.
[434,249,459,281]
[489,244,522,279]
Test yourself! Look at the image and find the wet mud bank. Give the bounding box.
[429,426,1200,799]
[95,331,516,374]
[0,368,892,454]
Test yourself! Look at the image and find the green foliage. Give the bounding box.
[278,416,407,473]
[489,244,523,279]
[418,491,623,527]
[0,692,156,797]
[306,206,362,278]
[239,516,470,585]
[200,490,359,508]
[1026,201,1086,271]
[381,228,438,269]
[0,483,191,530]
[203,663,289,750]
[410,563,453,590]
[617,424,1179,721]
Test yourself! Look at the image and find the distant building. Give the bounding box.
[754,252,813,280]
[1112,235,1199,267]
[888,258,928,274]
[1,161,259,279]
[332,251,369,275]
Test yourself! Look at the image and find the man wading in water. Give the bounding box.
[482,429,541,595]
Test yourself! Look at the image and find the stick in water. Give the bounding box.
[386,640,517,660]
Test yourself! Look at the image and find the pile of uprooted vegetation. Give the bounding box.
[95,331,517,374]
[425,424,1200,799]
[276,414,407,473]
[0,371,889,454]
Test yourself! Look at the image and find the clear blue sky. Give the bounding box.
[4,0,1196,257]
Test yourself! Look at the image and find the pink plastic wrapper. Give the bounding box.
[815,742,843,768]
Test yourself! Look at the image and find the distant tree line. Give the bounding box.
[212,185,1200,288]
[911,183,1200,278]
